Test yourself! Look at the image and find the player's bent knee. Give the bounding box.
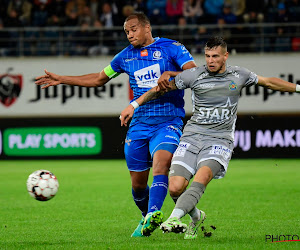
[132,183,148,192]
[168,176,188,197]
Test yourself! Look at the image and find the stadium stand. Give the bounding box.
[0,0,299,56]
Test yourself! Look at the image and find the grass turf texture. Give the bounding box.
[0,159,299,250]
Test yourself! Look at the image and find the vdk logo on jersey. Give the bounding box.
[134,64,161,88]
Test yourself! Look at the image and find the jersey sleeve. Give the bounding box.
[109,52,125,75]
[175,67,198,89]
[168,42,194,69]
[243,68,258,87]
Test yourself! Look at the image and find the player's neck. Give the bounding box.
[142,36,155,48]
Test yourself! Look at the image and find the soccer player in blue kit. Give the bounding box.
[35,12,197,237]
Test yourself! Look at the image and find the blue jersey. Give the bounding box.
[110,37,194,121]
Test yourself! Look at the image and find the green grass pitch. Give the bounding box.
[0,159,299,249]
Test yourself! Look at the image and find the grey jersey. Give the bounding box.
[175,65,258,141]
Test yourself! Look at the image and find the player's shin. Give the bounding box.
[175,182,206,215]
[148,175,168,213]
[132,185,149,217]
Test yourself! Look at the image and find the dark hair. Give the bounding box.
[124,12,150,27]
[205,36,227,51]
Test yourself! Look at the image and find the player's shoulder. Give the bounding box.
[114,44,133,58]
[181,65,205,78]
[156,37,185,48]
[227,65,250,74]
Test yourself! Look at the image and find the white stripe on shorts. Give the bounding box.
[172,160,196,175]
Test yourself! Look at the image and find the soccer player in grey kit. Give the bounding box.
[120,36,300,239]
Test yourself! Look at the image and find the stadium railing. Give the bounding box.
[0,22,299,57]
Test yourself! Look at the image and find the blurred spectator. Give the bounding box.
[122,5,135,20]
[177,16,196,51]
[78,5,93,25]
[33,0,51,5]
[273,2,291,51]
[71,21,94,55]
[291,37,300,51]
[203,0,224,23]
[183,0,204,24]
[243,0,266,52]
[45,14,61,55]
[287,0,300,21]
[48,0,67,26]
[274,26,291,51]
[274,2,290,23]
[89,0,101,21]
[217,3,237,24]
[2,8,22,56]
[166,0,184,24]
[110,0,125,15]
[215,17,232,44]
[99,2,119,54]
[224,0,246,22]
[65,0,87,26]
[194,25,209,53]
[7,0,32,26]
[147,0,167,25]
[88,19,111,56]
[215,3,237,48]
[4,8,23,27]
[0,1,10,20]
[0,19,11,56]
[243,0,264,23]
[130,0,147,13]
[230,24,251,52]
[32,3,49,26]
[99,2,119,27]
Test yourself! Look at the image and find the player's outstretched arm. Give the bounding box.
[158,61,197,90]
[35,69,110,89]
[257,75,300,92]
[120,80,177,126]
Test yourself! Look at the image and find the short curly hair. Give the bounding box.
[124,12,151,27]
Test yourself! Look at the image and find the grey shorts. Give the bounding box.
[170,133,233,179]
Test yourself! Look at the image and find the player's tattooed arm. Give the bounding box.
[140,86,165,103]
[120,80,177,126]
[136,79,177,106]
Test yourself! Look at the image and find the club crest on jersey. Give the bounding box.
[229,81,237,90]
[140,49,148,57]
[153,50,162,60]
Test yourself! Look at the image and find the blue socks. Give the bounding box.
[132,185,149,217]
[148,175,168,214]
[132,175,169,216]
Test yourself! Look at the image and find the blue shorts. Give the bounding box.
[124,117,183,172]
